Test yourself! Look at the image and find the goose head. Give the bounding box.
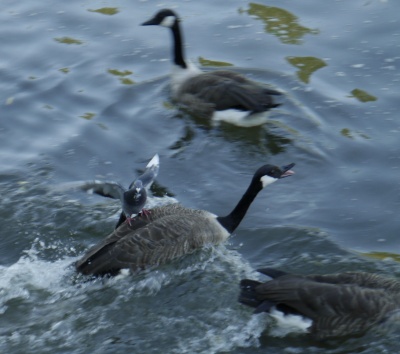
[216,163,295,234]
[141,9,179,28]
[255,163,295,188]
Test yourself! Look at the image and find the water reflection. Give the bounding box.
[340,128,371,140]
[243,3,319,44]
[88,8,119,15]
[217,124,291,155]
[149,180,175,198]
[166,108,292,156]
[264,128,291,154]
[349,88,377,102]
[80,112,95,120]
[169,125,196,152]
[108,69,135,85]
[198,57,233,67]
[362,251,400,263]
[54,37,83,45]
[286,56,327,83]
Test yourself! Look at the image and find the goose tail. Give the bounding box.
[239,279,263,308]
[75,242,121,277]
[239,279,276,314]
[75,256,121,277]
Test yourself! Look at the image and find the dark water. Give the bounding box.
[1,0,400,353]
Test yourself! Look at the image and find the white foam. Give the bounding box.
[110,245,254,298]
[268,308,312,337]
[0,236,267,353]
[177,313,266,354]
[0,246,76,314]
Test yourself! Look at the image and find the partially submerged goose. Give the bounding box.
[239,268,400,339]
[80,154,159,228]
[141,9,282,125]
[75,163,295,276]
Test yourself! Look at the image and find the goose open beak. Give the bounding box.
[280,163,295,178]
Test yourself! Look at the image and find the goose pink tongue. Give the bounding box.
[281,169,295,178]
[280,163,295,178]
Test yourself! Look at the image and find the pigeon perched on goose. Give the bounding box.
[239,268,400,339]
[141,9,282,125]
[80,154,159,229]
[75,163,295,276]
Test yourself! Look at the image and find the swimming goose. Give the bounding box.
[141,9,282,124]
[239,268,400,339]
[75,163,295,276]
[80,154,159,229]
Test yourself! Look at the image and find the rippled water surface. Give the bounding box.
[1,0,400,353]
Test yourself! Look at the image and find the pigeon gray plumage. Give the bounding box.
[81,154,159,228]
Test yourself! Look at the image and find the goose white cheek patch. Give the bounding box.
[261,175,278,188]
[160,16,176,28]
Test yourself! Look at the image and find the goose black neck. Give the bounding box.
[171,21,187,69]
[217,179,263,234]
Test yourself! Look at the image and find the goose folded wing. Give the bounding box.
[307,272,400,293]
[312,313,379,340]
[257,277,398,332]
[75,221,142,274]
[76,211,206,276]
[193,80,269,112]
[310,288,398,339]
[205,71,282,96]
[255,277,328,319]
[177,93,215,119]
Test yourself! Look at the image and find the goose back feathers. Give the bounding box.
[75,163,295,276]
[239,268,400,339]
[75,204,228,276]
[142,9,282,122]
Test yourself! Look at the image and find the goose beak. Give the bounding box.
[141,18,157,26]
[280,163,295,178]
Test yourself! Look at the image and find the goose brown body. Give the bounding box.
[240,268,400,339]
[75,163,295,277]
[76,204,228,276]
[142,9,282,121]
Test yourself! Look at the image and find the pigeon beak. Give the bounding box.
[280,163,295,178]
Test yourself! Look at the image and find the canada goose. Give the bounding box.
[141,9,282,124]
[80,154,159,229]
[239,268,400,339]
[75,163,295,276]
